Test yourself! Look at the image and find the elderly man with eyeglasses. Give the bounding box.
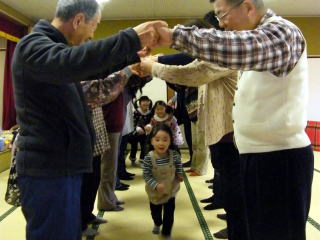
[155,0,314,240]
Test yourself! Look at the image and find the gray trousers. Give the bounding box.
[97,132,121,210]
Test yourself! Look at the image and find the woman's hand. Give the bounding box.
[140,57,157,76]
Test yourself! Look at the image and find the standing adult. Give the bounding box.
[12,0,166,239]
[156,0,314,239]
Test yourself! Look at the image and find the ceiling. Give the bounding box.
[1,0,320,23]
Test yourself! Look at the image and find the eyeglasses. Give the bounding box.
[215,0,244,22]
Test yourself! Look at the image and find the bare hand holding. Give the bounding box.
[133,21,168,49]
[156,183,165,193]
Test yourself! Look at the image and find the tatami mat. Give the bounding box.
[0,150,319,240]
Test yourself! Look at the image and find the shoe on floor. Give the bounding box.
[125,171,135,177]
[200,196,214,203]
[82,227,99,237]
[115,185,129,191]
[120,182,130,187]
[213,227,228,239]
[205,178,214,183]
[105,205,124,211]
[182,161,191,168]
[152,225,160,234]
[208,184,214,189]
[116,200,125,205]
[204,202,224,210]
[189,171,200,176]
[88,216,108,225]
[217,213,227,221]
[119,175,134,180]
[161,234,172,240]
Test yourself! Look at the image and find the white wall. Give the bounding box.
[136,77,167,104]
[307,58,320,121]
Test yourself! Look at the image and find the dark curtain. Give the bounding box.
[0,14,27,129]
[2,40,17,130]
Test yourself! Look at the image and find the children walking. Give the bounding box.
[145,101,184,147]
[143,123,183,240]
[129,96,153,165]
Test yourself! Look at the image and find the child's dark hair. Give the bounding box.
[134,96,153,110]
[152,100,166,110]
[151,100,167,116]
[148,123,175,151]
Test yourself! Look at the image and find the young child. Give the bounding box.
[129,96,153,164]
[145,100,184,147]
[143,123,183,240]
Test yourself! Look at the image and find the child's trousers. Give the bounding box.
[149,197,176,236]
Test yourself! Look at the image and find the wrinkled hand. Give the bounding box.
[129,63,150,78]
[157,26,174,47]
[140,57,156,76]
[133,21,168,49]
[137,47,151,58]
[128,63,141,75]
[156,183,165,193]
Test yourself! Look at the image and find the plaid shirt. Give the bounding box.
[91,107,110,157]
[81,67,132,156]
[172,9,305,77]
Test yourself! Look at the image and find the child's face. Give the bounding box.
[151,130,171,156]
[155,105,166,118]
[140,100,150,112]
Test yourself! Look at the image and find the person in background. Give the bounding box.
[117,101,136,179]
[80,64,142,237]
[155,0,314,239]
[129,95,153,165]
[145,101,184,149]
[143,123,183,240]
[12,0,166,238]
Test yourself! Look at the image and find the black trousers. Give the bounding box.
[209,144,224,205]
[150,198,176,236]
[118,134,129,177]
[129,133,147,161]
[81,155,101,230]
[181,115,193,160]
[240,145,314,240]
[219,142,248,240]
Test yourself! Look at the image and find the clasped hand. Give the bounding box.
[133,21,173,49]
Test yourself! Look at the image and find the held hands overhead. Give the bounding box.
[131,20,173,78]
[133,21,173,49]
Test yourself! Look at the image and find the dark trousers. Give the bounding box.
[209,144,224,205]
[219,143,248,240]
[181,115,193,160]
[150,198,176,236]
[118,134,129,177]
[81,155,101,230]
[129,133,147,160]
[17,175,82,240]
[240,145,314,240]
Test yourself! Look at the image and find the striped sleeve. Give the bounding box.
[142,153,158,189]
[173,151,183,174]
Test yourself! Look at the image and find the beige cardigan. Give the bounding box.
[152,59,238,146]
